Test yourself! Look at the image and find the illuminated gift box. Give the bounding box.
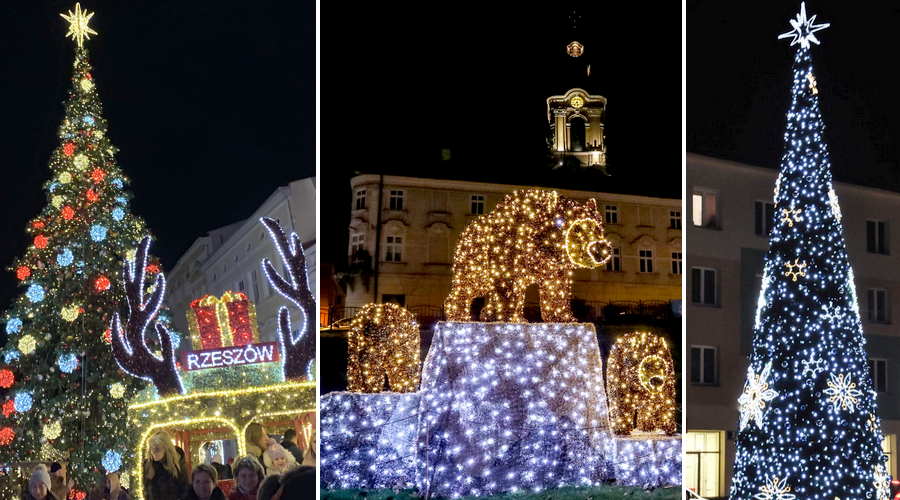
[187,291,260,350]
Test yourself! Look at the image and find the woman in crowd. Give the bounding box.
[180,464,226,500]
[143,430,189,500]
[228,455,265,500]
[103,472,129,500]
[27,464,59,500]
[244,423,270,465]
[300,430,316,467]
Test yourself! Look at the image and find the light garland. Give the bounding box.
[444,190,610,322]
[347,303,420,393]
[606,332,676,435]
[730,6,889,500]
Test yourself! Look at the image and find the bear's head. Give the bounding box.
[564,198,612,269]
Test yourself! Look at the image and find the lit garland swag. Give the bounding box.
[731,5,889,500]
[322,190,681,495]
[0,4,175,493]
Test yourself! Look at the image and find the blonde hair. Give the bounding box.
[231,455,265,484]
[304,430,316,460]
[145,430,181,480]
[191,463,218,484]
[245,422,268,455]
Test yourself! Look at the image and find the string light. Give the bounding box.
[13,393,32,412]
[15,267,30,281]
[43,421,62,440]
[444,190,611,322]
[57,248,74,266]
[58,353,79,373]
[347,303,420,393]
[607,332,676,435]
[102,450,122,473]
[0,370,13,389]
[18,335,36,355]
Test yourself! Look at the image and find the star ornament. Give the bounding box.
[60,3,98,48]
[778,2,829,49]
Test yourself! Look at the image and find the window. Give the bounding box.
[869,359,888,393]
[250,269,260,303]
[755,201,776,236]
[670,210,682,230]
[389,190,404,210]
[868,288,889,324]
[685,431,722,498]
[237,280,245,293]
[385,236,402,262]
[692,190,718,228]
[355,189,367,210]
[691,346,717,385]
[672,252,682,275]
[350,233,366,259]
[868,220,889,254]
[606,247,621,272]
[692,267,717,306]
[471,195,485,215]
[639,250,653,273]
[605,205,618,224]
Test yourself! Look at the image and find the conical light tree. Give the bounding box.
[0,4,174,492]
[730,4,890,500]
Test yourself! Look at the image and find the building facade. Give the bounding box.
[686,153,899,498]
[165,177,317,354]
[339,174,681,324]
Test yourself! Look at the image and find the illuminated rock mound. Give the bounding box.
[607,332,677,435]
[347,303,420,393]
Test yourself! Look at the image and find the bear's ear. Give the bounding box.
[586,198,597,213]
[546,191,559,212]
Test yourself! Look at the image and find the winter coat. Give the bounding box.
[144,459,189,500]
[227,486,258,500]
[279,439,304,464]
[179,486,227,500]
[212,462,231,480]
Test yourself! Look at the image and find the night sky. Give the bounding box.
[688,1,900,186]
[320,5,682,265]
[0,0,315,310]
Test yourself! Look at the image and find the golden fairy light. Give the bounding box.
[347,303,420,393]
[444,190,611,323]
[607,332,676,435]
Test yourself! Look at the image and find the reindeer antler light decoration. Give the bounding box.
[110,235,184,396]
[260,217,315,381]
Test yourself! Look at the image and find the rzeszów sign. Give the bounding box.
[182,342,280,371]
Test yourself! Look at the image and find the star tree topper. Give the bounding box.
[60,3,98,48]
[778,2,829,49]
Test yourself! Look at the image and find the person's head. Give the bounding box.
[104,472,120,492]
[266,443,292,469]
[256,474,283,500]
[304,430,317,460]
[246,422,269,451]
[277,466,316,500]
[231,455,264,493]
[145,430,181,479]
[227,457,234,465]
[282,428,297,444]
[212,454,223,465]
[191,464,218,500]
[29,464,51,500]
[50,462,63,478]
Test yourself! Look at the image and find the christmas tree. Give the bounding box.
[0,4,172,492]
[731,4,890,500]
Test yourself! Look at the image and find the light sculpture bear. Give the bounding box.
[607,332,677,435]
[444,189,611,322]
[347,303,420,393]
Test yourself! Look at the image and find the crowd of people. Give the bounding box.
[22,422,317,500]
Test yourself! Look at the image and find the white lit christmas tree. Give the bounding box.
[730,4,890,500]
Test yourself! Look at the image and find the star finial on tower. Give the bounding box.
[60,3,98,48]
[778,2,829,49]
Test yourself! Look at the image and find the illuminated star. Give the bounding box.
[824,372,863,412]
[875,464,890,500]
[801,352,825,379]
[754,475,797,500]
[60,3,98,48]
[738,361,778,431]
[778,2,829,50]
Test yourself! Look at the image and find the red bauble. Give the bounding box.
[34,235,48,249]
[0,427,13,445]
[62,206,75,220]
[146,264,160,274]
[63,143,75,157]
[16,267,30,281]
[92,168,105,183]
[32,221,45,229]
[86,189,98,203]
[0,371,12,389]
[95,276,110,292]
[103,328,112,345]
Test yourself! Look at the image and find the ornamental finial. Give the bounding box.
[778,2,829,49]
[60,3,98,48]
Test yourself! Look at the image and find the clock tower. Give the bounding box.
[546,10,607,170]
